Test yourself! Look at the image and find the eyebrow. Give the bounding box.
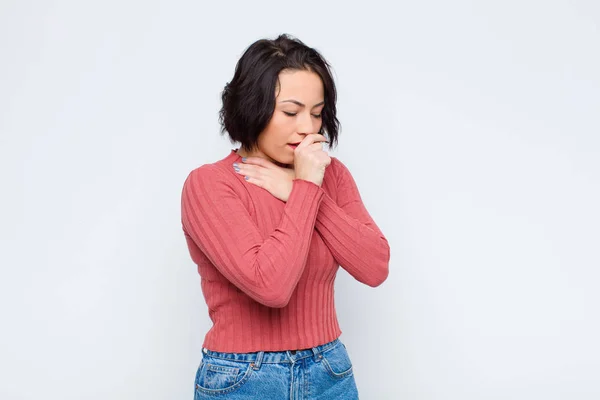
[280,99,325,108]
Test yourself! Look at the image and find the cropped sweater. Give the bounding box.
[181,149,390,352]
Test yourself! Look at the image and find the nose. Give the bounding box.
[297,112,316,135]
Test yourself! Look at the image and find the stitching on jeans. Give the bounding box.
[304,357,310,399]
[202,339,340,364]
[320,343,354,379]
[206,363,239,374]
[195,364,254,395]
[322,357,353,378]
[206,354,292,364]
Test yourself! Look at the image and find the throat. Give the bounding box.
[236,148,294,169]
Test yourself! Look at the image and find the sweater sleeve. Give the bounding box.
[181,165,325,308]
[314,158,390,287]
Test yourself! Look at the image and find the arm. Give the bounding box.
[314,158,390,287]
[181,166,325,308]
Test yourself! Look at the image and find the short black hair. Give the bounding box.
[219,34,340,151]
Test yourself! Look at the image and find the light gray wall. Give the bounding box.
[1,1,599,399]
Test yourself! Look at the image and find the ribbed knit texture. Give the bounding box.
[181,149,390,352]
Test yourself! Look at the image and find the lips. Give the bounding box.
[288,142,301,149]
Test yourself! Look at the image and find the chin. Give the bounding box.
[283,154,295,167]
[273,158,293,168]
[266,150,293,168]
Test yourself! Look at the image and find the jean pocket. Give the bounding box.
[195,357,253,395]
[320,342,354,379]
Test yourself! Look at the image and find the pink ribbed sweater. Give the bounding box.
[181,149,390,352]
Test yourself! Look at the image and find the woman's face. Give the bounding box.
[240,68,324,167]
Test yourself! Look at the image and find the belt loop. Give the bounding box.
[311,346,323,362]
[252,351,264,370]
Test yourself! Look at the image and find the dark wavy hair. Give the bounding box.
[219,34,340,152]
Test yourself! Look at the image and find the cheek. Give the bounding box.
[266,114,294,137]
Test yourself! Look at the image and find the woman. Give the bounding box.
[181,34,390,399]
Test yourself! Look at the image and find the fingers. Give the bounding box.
[308,142,327,151]
[232,162,262,184]
[296,133,328,150]
[311,133,328,143]
[296,137,329,157]
[243,175,263,188]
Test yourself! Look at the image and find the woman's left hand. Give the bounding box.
[234,157,296,202]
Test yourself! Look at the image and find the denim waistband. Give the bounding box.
[202,338,341,365]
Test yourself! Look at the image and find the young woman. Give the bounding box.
[181,33,390,399]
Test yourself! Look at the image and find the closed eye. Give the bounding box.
[284,111,322,118]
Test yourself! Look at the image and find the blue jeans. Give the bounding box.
[193,338,359,399]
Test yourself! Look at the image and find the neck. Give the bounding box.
[236,147,293,169]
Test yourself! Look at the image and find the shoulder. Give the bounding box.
[326,156,354,182]
[183,149,241,186]
[320,156,357,198]
[330,156,350,171]
[182,162,238,197]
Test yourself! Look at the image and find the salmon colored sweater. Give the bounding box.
[181,149,390,353]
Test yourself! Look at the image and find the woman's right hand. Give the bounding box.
[293,133,331,187]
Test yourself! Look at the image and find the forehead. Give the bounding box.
[276,69,324,99]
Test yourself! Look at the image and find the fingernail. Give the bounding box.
[242,157,247,162]
[244,176,249,180]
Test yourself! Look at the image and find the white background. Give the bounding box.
[1,1,599,399]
